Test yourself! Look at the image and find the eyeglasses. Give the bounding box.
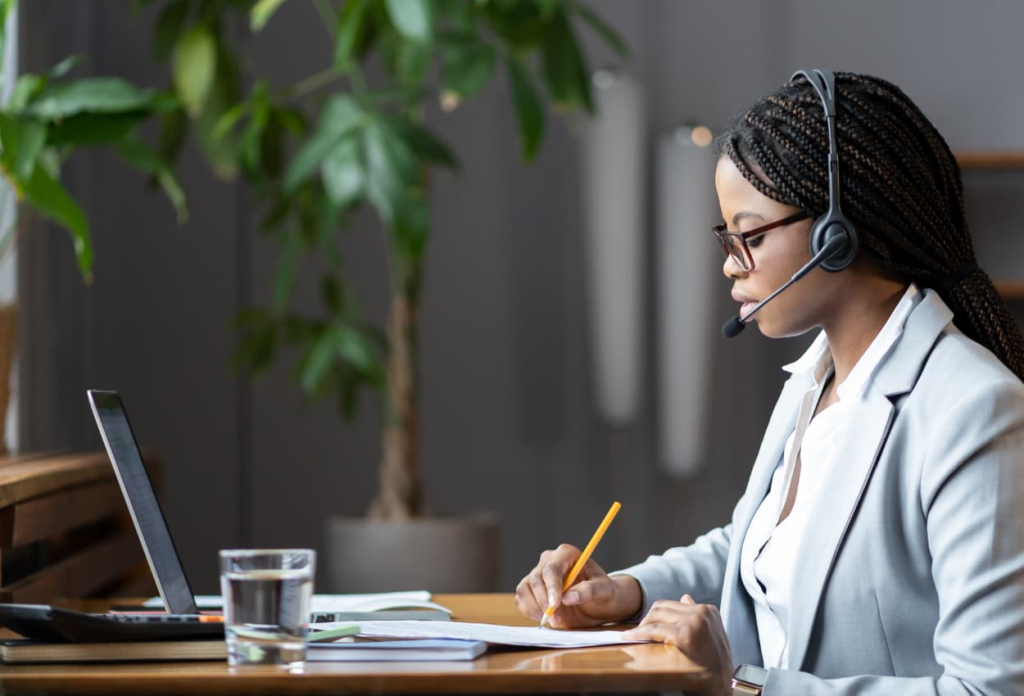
[712,211,811,271]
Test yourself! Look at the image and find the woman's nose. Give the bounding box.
[723,253,748,280]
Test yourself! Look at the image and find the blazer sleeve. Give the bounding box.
[611,489,746,612]
[763,376,1024,696]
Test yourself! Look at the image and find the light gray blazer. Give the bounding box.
[619,289,1024,695]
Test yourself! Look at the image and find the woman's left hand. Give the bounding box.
[622,594,734,696]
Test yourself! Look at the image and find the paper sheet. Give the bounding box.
[311,620,647,649]
[144,590,437,612]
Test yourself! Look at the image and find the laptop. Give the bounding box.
[0,391,226,642]
[0,390,447,642]
[87,389,208,617]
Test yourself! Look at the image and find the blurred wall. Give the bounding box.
[20,0,1024,592]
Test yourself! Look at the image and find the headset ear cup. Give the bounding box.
[809,216,858,272]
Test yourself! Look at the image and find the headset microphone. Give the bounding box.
[721,234,849,338]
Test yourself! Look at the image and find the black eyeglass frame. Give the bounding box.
[712,211,811,271]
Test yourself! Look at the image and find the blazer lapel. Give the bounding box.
[784,289,954,670]
[721,371,810,665]
[783,390,895,670]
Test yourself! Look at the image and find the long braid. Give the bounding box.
[717,71,1024,382]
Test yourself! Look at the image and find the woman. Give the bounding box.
[515,70,1024,695]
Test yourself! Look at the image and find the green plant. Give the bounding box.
[143,0,628,519]
[0,0,185,283]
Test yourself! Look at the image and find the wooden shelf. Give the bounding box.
[954,150,1024,169]
[995,280,1024,300]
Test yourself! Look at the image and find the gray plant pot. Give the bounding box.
[323,513,501,593]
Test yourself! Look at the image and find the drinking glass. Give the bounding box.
[219,548,315,668]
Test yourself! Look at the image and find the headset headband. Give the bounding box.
[791,69,842,218]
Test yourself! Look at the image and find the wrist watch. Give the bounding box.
[731,664,768,695]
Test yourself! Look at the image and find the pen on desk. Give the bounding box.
[539,501,622,629]
[308,624,360,642]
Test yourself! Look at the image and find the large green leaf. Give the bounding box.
[321,136,364,209]
[329,321,384,383]
[8,75,45,113]
[22,165,92,282]
[46,111,148,147]
[0,0,15,82]
[156,107,189,167]
[362,120,418,225]
[442,41,496,99]
[173,26,217,116]
[334,0,370,68]
[0,113,47,180]
[194,39,240,178]
[27,78,168,119]
[283,94,362,193]
[300,327,338,395]
[239,90,270,182]
[392,39,433,87]
[384,0,432,42]
[537,0,562,19]
[541,8,593,113]
[380,115,457,168]
[8,55,83,112]
[391,192,429,261]
[251,0,289,31]
[116,132,189,223]
[483,2,547,48]
[154,0,191,61]
[506,53,545,161]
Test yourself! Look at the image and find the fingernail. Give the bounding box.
[548,592,557,607]
[564,591,580,605]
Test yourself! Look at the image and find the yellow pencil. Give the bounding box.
[539,501,622,629]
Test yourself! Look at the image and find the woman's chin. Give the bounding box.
[754,319,781,338]
[755,318,802,340]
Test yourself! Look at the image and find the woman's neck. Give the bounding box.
[823,280,909,385]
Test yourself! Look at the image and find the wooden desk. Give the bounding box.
[0,451,159,603]
[0,594,710,694]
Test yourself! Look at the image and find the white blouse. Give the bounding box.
[738,284,921,669]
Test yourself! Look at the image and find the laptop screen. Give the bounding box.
[87,390,197,615]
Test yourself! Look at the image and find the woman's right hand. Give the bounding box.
[514,544,642,628]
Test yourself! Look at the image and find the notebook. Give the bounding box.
[0,637,485,664]
[306,639,486,662]
[0,638,227,664]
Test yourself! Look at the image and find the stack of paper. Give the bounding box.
[311,619,645,649]
[143,590,450,616]
[307,639,485,662]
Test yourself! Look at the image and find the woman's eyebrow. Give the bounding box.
[731,211,766,226]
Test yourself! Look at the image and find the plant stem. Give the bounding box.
[278,65,346,102]
[369,273,424,520]
[348,63,369,101]
[312,0,337,39]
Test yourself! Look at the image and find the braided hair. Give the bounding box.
[717,71,1024,382]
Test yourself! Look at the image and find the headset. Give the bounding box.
[722,68,858,338]
[794,68,859,272]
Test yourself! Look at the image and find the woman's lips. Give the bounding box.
[731,290,757,315]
